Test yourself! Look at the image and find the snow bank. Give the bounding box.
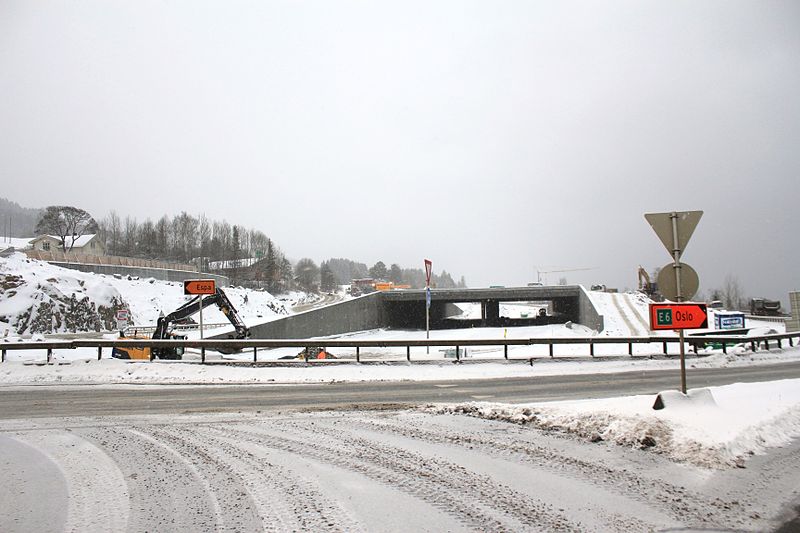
[0,252,291,336]
[430,379,800,469]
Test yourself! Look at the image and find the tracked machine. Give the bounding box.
[113,288,250,360]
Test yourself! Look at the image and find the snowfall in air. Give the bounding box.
[1,253,800,530]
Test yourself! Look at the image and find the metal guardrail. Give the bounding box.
[1,331,798,364]
[744,315,789,324]
[121,323,231,335]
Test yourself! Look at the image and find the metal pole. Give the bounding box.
[426,288,430,355]
[671,212,687,394]
[679,330,687,394]
[97,346,102,360]
[199,295,204,340]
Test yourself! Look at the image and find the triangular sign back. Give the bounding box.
[644,211,703,259]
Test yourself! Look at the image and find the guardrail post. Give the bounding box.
[590,343,594,357]
[253,347,257,363]
[1,348,5,363]
[504,345,508,360]
[47,348,52,364]
[764,339,769,351]
[97,346,102,360]
[777,339,782,349]
[549,344,553,358]
[456,345,460,362]
[751,340,756,352]
[304,348,309,363]
[722,342,727,355]
[628,342,633,356]
[201,346,206,364]
[356,346,360,363]
[407,346,411,362]
[662,341,668,355]
[790,337,794,347]
[693,342,698,354]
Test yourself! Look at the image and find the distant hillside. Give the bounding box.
[0,198,41,238]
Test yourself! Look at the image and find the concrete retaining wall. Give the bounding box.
[788,291,800,332]
[578,286,605,332]
[242,292,386,339]
[48,262,230,286]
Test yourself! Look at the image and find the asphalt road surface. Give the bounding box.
[2,360,799,419]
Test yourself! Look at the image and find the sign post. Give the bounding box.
[644,211,703,394]
[424,259,432,354]
[115,309,129,332]
[184,279,217,340]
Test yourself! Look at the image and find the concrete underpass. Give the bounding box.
[231,286,605,340]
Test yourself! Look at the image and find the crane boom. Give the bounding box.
[535,267,596,284]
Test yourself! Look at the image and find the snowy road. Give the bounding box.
[2,409,797,532]
[3,360,800,419]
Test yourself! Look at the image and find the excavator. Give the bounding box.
[637,266,661,300]
[112,288,250,360]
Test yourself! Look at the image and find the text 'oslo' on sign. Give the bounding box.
[649,303,708,331]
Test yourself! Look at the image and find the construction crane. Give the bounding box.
[535,267,596,285]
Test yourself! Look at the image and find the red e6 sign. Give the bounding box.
[649,303,708,330]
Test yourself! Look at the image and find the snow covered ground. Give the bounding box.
[0,252,304,337]
[2,253,799,500]
[2,392,799,532]
[433,379,800,469]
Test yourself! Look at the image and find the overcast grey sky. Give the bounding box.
[1,1,798,299]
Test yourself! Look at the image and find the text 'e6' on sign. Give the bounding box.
[184,279,216,295]
[649,303,708,331]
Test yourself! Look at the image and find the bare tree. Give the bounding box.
[104,210,121,255]
[721,274,745,310]
[123,216,138,256]
[35,206,98,252]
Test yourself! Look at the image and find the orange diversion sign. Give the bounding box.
[184,279,216,295]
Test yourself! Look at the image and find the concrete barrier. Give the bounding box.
[47,262,230,286]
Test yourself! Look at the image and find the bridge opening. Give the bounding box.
[383,294,580,330]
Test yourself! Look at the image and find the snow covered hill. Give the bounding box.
[0,253,292,336]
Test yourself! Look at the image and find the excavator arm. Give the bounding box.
[154,288,250,340]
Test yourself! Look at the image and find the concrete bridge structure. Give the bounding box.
[233,286,605,340]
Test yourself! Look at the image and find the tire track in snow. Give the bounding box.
[9,430,129,533]
[622,293,652,334]
[338,413,748,530]
[210,423,556,531]
[610,293,647,337]
[129,426,262,532]
[261,417,584,532]
[79,427,222,532]
[148,424,364,533]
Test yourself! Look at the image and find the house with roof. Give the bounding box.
[28,234,106,255]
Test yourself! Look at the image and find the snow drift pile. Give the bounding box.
[430,379,800,469]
